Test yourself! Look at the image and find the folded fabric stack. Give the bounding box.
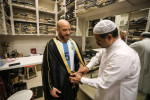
[76,0,116,15]
[60,14,65,19]
[39,17,55,24]
[40,24,55,35]
[66,7,75,20]
[58,2,65,12]
[96,0,116,7]
[14,13,36,21]
[128,29,145,43]
[130,16,147,24]
[39,6,50,12]
[66,0,75,6]
[70,20,76,31]
[15,22,36,34]
[26,13,36,21]
[12,0,35,7]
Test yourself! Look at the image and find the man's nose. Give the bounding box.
[66,30,70,34]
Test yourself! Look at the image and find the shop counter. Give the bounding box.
[0,55,43,71]
[78,66,99,100]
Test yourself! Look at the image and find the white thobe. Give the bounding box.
[130,38,150,93]
[81,38,141,100]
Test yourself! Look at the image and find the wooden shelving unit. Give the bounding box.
[39,22,55,26]
[56,0,83,36]
[12,4,36,11]
[76,0,150,21]
[39,10,55,15]
[66,1,75,9]
[0,0,149,52]
[127,8,150,44]
[0,0,11,35]
[0,0,4,35]
[13,19,36,23]
[8,0,57,35]
[74,0,150,50]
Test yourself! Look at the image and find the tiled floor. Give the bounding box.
[24,71,147,100]
[23,71,44,100]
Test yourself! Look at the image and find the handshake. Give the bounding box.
[69,65,89,84]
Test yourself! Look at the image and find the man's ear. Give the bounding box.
[56,28,59,33]
[108,34,112,40]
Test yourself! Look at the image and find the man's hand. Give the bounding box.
[69,72,82,83]
[50,87,61,98]
[77,65,89,75]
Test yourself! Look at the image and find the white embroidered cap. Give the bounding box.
[141,31,150,36]
[93,20,117,34]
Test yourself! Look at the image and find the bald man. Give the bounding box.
[120,31,126,41]
[42,19,84,100]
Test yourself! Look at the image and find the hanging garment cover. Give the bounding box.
[42,38,84,100]
[130,38,150,93]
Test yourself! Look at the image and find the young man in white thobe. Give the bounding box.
[70,20,141,100]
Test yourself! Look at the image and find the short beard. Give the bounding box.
[59,33,65,40]
[58,32,69,40]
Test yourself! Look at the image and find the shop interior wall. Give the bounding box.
[0,35,82,57]
[115,13,129,34]
[86,36,100,49]
[86,9,149,50]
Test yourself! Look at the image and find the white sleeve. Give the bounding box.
[86,49,104,69]
[81,53,133,89]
